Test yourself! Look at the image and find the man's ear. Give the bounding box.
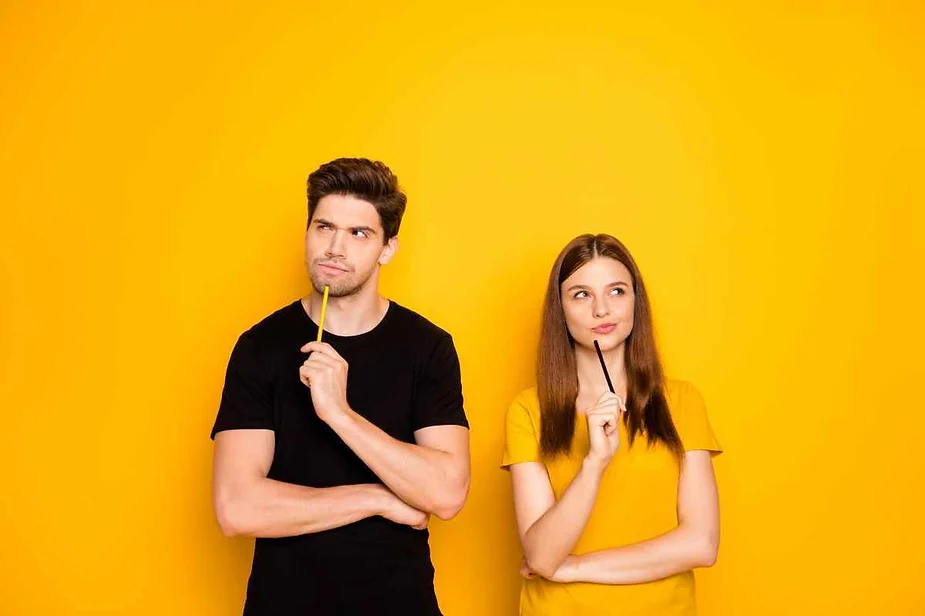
[379,236,399,265]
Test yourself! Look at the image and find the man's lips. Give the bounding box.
[317,262,349,275]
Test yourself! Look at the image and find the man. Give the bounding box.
[211,158,470,615]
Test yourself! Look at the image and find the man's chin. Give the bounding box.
[310,276,361,298]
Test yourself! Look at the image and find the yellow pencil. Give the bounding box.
[316,285,330,342]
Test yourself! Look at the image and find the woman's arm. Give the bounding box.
[511,457,607,578]
[512,393,622,578]
[543,449,719,584]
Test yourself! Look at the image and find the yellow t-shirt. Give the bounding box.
[502,379,722,616]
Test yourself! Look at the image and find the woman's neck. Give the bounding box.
[575,342,627,400]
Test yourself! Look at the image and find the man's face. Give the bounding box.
[305,194,397,297]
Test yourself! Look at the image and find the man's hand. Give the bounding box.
[299,341,350,423]
[374,485,429,530]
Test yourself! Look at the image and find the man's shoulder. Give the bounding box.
[236,299,303,347]
[387,301,454,344]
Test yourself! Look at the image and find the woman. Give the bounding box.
[503,234,722,616]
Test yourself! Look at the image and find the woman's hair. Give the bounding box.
[537,233,683,459]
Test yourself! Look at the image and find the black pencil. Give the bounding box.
[593,340,616,394]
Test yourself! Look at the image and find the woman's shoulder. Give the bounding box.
[664,378,710,424]
[510,386,540,410]
[664,378,706,410]
[664,378,721,452]
[664,378,700,399]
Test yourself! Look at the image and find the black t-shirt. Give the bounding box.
[211,299,468,615]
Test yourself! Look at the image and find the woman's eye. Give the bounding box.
[574,291,589,299]
[611,287,625,295]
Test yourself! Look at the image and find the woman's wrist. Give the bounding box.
[581,454,609,478]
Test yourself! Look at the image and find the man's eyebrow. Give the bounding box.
[314,219,378,235]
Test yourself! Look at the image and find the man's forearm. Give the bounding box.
[215,479,385,538]
[325,409,467,519]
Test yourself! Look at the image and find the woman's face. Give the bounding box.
[560,256,635,352]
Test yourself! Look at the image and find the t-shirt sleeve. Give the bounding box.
[411,334,469,431]
[210,332,275,439]
[673,381,722,454]
[501,395,541,468]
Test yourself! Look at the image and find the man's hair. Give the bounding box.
[306,158,407,241]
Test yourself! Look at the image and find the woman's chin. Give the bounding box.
[581,335,625,352]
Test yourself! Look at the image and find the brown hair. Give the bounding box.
[306,158,407,242]
[537,234,683,459]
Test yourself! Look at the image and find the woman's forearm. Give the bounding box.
[522,459,605,578]
[554,525,718,584]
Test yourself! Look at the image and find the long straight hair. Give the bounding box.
[537,234,683,459]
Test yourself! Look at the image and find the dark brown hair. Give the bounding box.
[537,234,683,460]
[306,158,407,242]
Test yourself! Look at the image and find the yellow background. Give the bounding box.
[2,2,923,614]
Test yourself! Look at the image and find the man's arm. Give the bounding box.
[212,428,429,537]
[299,341,470,520]
[327,416,470,520]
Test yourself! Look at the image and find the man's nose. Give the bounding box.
[326,230,347,258]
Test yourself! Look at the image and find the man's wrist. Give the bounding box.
[362,484,391,517]
[321,404,356,430]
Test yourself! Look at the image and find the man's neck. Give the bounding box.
[302,286,389,337]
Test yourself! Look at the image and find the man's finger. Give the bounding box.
[300,341,347,365]
[302,354,343,373]
[302,353,340,370]
[300,341,334,353]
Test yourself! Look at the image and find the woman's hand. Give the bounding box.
[584,391,625,473]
